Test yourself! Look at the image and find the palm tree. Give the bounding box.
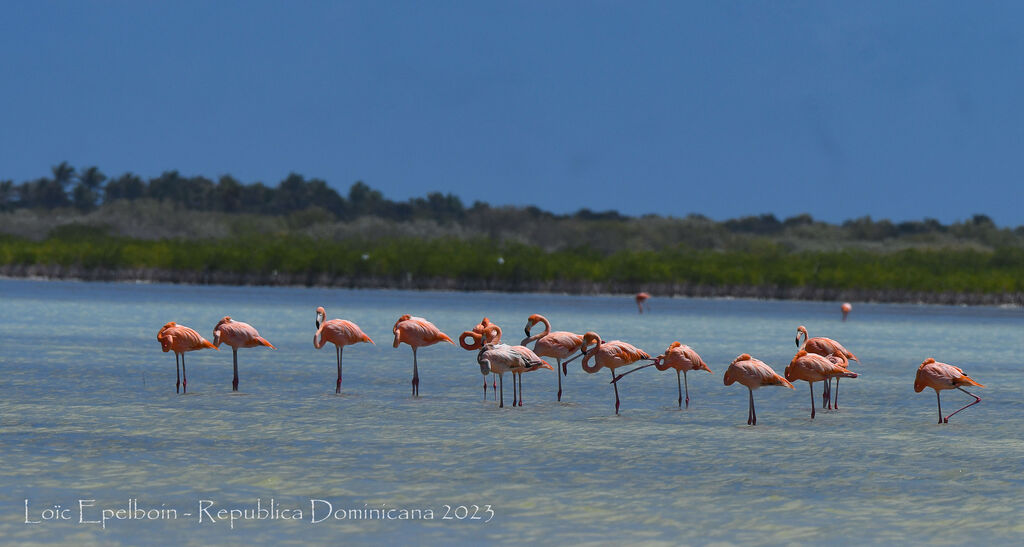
[73,166,106,211]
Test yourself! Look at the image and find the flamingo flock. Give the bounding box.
[158,301,985,425]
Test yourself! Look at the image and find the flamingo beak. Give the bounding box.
[795,336,800,347]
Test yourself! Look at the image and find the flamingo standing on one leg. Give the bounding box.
[521,314,584,402]
[580,331,652,415]
[723,353,794,425]
[314,306,374,394]
[460,317,501,399]
[841,302,852,322]
[157,322,216,393]
[612,342,711,409]
[796,325,859,409]
[914,358,984,424]
[213,316,275,392]
[393,314,454,397]
[635,292,650,314]
[476,343,553,408]
[785,350,858,419]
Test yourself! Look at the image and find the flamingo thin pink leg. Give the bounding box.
[833,377,840,409]
[936,390,943,424]
[610,368,621,415]
[809,382,815,419]
[943,387,981,423]
[175,353,181,393]
[336,346,343,394]
[511,373,517,408]
[676,370,683,408]
[498,374,504,408]
[748,389,757,425]
[181,354,187,394]
[556,358,563,402]
[517,372,523,406]
[411,347,419,397]
[232,347,239,392]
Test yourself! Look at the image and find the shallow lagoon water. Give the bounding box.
[1,278,1023,545]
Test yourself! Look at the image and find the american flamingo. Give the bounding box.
[476,342,552,408]
[459,317,501,399]
[392,314,454,397]
[157,322,216,393]
[580,331,652,415]
[841,302,852,321]
[314,306,374,393]
[723,354,794,425]
[796,325,859,409]
[213,316,275,391]
[635,292,650,314]
[613,341,711,408]
[521,313,584,401]
[914,358,984,424]
[467,325,546,406]
[785,350,858,419]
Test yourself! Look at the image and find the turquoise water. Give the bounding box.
[1,278,1022,545]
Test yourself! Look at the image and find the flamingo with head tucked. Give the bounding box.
[785,350,858,419]
[157,322,216,393]
[796,325,859,409]
[213,316,275,392]
[914,358,983,424]
[580,331,652,415]
[314,306,374,393]
[521,314,584,401]
[724,354,794,425]
[393,314,454,397]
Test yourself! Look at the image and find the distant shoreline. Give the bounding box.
[3,264,1021,307]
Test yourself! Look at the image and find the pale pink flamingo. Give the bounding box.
[392,314,454,396]
[723,353,794,425]
[212,316,275,391]
[157,322,216,393]
[468,324,546,406]
[314,306,374,393]
[796,325,859,409]
[841,302,852,321]
[635,292,650,314]
[459,317,501,399]
[580,331,652,414]
[914,358,984,423]
[613,341,711,408]
[521,313,584,401]
[785,350,858,419]
[476,342,553,408]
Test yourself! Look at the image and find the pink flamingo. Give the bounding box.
[614,341,711,408]
[392,314,454,397]
[796,325,859,409]
[914,358,984,424]
[314,306,374,393]
[157,322,216,393]
[841,302,852,321]
[521,314,584,401]
[581,331,652,415]
[635,292,650,314]
[723,354,794,425]
[476,342,553,408]
[459,317,501,399]
[466,325,545,406]
[212,316,276,392]
[785,350,858,419]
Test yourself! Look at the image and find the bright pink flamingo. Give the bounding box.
[635,292,650,314]
[796,325,859,409]
[785,350,858,419]
[521,314,584,401]
[476,342,553,408]
[392,314,454,397]
[212,316,276,392]
[614,341,711,408]
[723,353,794,425]
[581,331,652,415]
[459,317,501,399]
[914,358,984,424]
[841,302,852,321]
[314,306,374,393]
[157,321,216,393]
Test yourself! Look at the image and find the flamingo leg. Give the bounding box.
[556,358,563,401]
[411,347,419,397]
[511,372,517,407]
[610,368,621,415]
[684,371,690,409]
[232,347,239,392]
[748,389,757,425]
[336,346,343,394]
[822,378,831,409]
[498,374,504,408]
[175,353,181,393]
[181,353,187,394]
[834,377,840,409]
[943,387,982,423]
[936,390,943,424]
[676,370,683,408]
[492,373,497,400]
[809,382,815,419]
[518,372,524,406]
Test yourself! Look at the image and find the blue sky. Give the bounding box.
[2,1,1022,226]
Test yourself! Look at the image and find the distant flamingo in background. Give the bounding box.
[476,342,552,408]
[796,325,859,409]
[635,292,650,314]
[521,314,584,401]
[157,322,216,393]
[393,314,454,397]
[460,317,501,399]
[724,354,794,425]
[841,302,852,321]
[314,306,374,393]
[914,358,984,424]
[785,350,858,419]
[614,342,711,408]
[213,316,275,391]
[581,331,652,414]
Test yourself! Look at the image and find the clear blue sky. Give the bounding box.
[2,1,1022,226]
